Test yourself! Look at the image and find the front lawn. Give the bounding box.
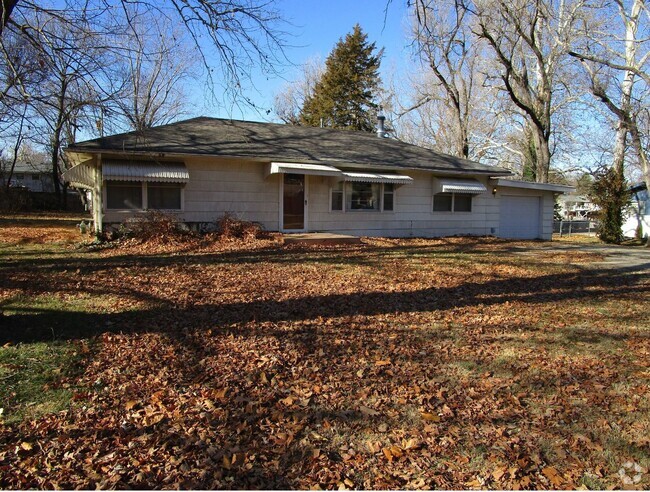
[0,218,648,489]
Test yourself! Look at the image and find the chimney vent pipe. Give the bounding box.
[376,115,386,138]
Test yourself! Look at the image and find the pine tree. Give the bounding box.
[590,166,629,244]
[300,24,382,132]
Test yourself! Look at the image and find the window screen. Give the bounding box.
[331,182,344,211]
[383,184,394,211]
[433,193,453,212]
[148,183,182,210]
[454,194,472,212]
[106,181,142,209]
[348,182,380,210]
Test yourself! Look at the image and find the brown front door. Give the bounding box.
[283,173,305,230]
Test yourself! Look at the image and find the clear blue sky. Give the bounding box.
[202,0,413,122]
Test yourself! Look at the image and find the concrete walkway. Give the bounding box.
[527,242,650,272]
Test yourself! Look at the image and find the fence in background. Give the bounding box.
[553,220,597,236]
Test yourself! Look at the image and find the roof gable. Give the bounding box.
[67,117,511,176]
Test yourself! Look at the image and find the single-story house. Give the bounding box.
[2,158,55,193]
[63,116,572,239]
[557,193,598,221]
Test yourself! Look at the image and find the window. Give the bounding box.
[433,193,453,212]
[454,194,472,212]
[383,184,394,211]
[32,174,40,181]
[107,181,143,209]
[105,181,182,210]
[331,181,344,211]
[433,193,473,212]
[348,182,380,211]
[331,182,395,212]
[148,183,182,210]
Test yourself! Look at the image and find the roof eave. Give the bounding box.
[495,178,575,193]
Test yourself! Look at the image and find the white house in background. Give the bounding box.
[557,193,598,221]
[2,159,55,193]
[63,117,572,240]
[623,182,650,239]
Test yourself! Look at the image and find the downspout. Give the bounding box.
[93,154,103,239]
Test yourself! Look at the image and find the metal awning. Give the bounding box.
[103,160,189,183]
[341,172,413,185]
[63,163,94,189]
[438,178,487,194]
[267,162,343,177]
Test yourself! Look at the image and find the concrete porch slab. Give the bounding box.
[282,232,362,246]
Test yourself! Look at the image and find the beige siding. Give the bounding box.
[307,172,500,238]
[183,157,279,228]
[103,156,280,230]
[100,156,556,240]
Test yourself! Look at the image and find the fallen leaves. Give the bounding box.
[420,412,441,422]
[1,227,649,489]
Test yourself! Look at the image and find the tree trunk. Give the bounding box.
[51,138,62,207]
[613,122,628,179]
[0,0,19,34]
[532,126,551,183]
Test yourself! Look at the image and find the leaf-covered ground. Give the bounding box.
[0,218,649,489]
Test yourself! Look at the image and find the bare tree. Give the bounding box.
[570,0,649,204]
[1,1,288,107]
[465,0,586,182]
[11,10,115,204]
[273,56,324,125]
[408,0,480,159]
[112,13,195,132]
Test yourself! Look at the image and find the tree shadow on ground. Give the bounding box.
[2,242,649,488]
[1,259,647,344]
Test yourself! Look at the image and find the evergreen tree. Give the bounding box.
[300,24,382,132]
[590,166,629,244]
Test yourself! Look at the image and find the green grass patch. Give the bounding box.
[0,340,86,424]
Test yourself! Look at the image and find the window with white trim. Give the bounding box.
[433,192,473,212]
[331,181,344,211]
[348,182,380,210]
[330,182,395,212]
[106,181,183,210]
[383,184,394,211]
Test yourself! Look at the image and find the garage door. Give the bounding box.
[499,195,541,239]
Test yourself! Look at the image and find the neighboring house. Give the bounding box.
[1,159,55,193]
[623,182,649,239]
[557,193,598,221]
[63,117,572,239]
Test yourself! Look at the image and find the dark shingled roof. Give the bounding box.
[68,117,511,176]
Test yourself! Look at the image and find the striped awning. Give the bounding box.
[63,163,94,189]
[267,162,343,177]
[341,172,413,185]
[103,160,189,183]
[439,178,486,194]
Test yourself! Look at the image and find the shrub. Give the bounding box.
[215,213,265,240]
[119,210,192,242]
[589,167,629,244]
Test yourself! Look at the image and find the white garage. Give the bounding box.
[499,195,542,239]
[495,179,574,241]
